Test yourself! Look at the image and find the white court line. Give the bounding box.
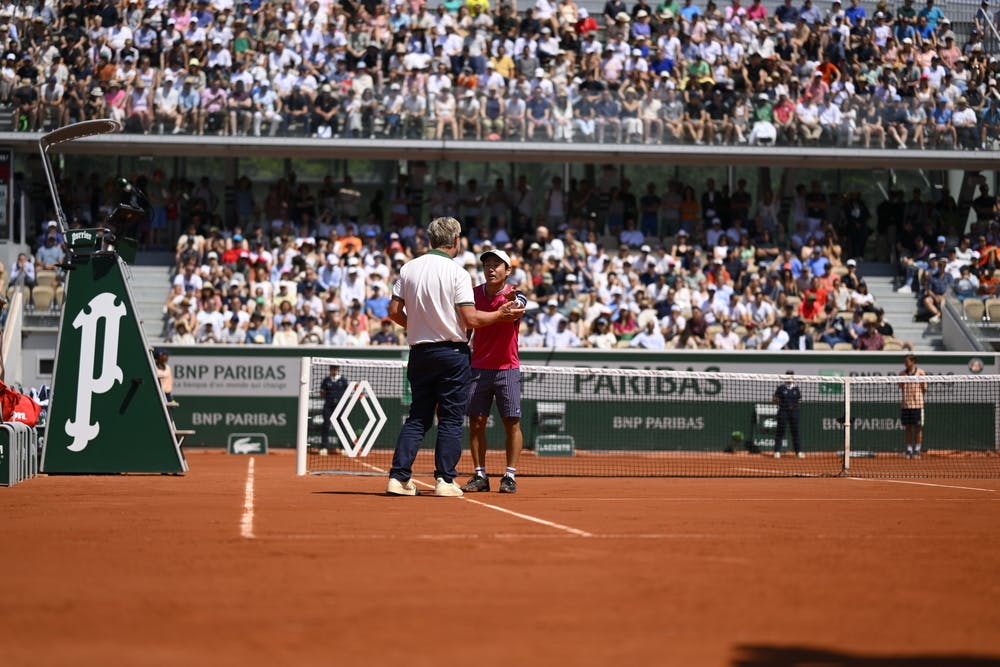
[847,477,998,493]
[359,461,593,538]
[258,532,723,541]
[521,497,990,502]
[240,457,256,539]
[460,495,593,537]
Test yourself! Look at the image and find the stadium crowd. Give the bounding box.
[4,0,1000,148]
[129,167,997,350]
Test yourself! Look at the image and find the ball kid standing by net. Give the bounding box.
[899,354,927,458]
[319,364,348,452]
[461,248,527,494]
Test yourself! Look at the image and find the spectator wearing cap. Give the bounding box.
[381,82,404,138]
[181,16,206,47]
[364,283,391,323]
[206,37,233,70]
[297,314,323,344]
[272,317,300,346]
[36,75,64,132]
[217,312,245,345]
[35,227,64,271]
[371,318,400,345]
[921,256,952,324]
[339,257,367,306]
[929,96,956,148]
[100,78,128,127]
[281,83,312,136]
[311,83,340,138]
[252,79,282,137]
[584,315,615,348]
[952,96,979,149]
[153,76,180,133]
[952,264,980,301]
[174,77,202,135]
[537,297,563,335]
[575,8,599,34]
[433,86,458,139]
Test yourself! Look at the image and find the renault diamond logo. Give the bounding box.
[330,381,387,457]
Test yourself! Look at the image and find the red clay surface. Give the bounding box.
[2,450,999,667]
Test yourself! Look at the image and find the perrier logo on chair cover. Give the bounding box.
[41,248,187,474]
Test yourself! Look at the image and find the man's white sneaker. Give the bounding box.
[773,451,782,459]
[897,285,912,294]
[434,478,464,497]
[797,452,806,459]
[386,478,419,496]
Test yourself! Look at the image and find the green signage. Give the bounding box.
[42,254,186,474]
[65,229,100,251]
[227,433,269,455]
[168,356,299,447]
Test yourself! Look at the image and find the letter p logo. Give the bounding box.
[65,292,127,452]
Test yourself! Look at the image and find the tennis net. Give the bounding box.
[297,357,1000,478]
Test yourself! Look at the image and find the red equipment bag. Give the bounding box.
[0,381,42,426]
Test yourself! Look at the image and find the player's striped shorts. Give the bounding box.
[466,367,521,418]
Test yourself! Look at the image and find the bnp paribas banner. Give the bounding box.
[168,355,299,448]
[42,254,186,474]
[162,347,998,451]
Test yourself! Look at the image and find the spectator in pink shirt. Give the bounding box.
[198,78,227,135]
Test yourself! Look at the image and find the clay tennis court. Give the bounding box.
[2,450,999,667]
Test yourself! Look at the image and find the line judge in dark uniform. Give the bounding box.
[386,216,525,497]
[772,370,804,459]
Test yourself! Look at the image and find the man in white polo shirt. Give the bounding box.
[386,217,524,497]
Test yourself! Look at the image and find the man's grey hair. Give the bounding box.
[427,217,462,248]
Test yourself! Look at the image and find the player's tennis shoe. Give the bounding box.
[796,452,805,459]
[386,478,420,496]
[499,475,517,494]
[460,475,490,492]
[434,478,464,497]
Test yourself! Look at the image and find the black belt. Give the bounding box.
[412,341,469,351]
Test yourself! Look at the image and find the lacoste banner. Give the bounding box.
[42,254,187,474]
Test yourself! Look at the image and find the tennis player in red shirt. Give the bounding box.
[461,248,526,494]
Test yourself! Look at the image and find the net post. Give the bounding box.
[295,357,311,476]
[842,378,852,473]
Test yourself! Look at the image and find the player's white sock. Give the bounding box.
[475,467,487,479]
[906,444,914,453]
[505,467,516,479]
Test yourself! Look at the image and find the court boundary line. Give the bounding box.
[240,457,256,539]
[846,477,998,493]
[359,461,593,538]
[255,532,723,541]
